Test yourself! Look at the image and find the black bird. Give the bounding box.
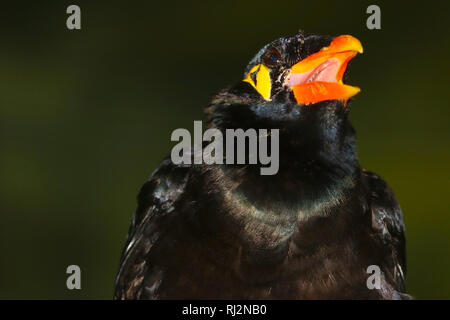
[114,31,408,299]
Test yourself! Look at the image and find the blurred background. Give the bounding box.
[0,0,449,299]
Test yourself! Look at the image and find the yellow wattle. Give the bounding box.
[243,64,272,101]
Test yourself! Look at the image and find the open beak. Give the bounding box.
[286,35,363,105]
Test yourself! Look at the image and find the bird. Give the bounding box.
[114,31,409,299]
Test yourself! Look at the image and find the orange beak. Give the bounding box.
[287,35,363,105]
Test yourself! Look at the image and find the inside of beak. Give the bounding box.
[287,35,363,105]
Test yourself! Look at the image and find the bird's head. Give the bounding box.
[242,32,363,106]
[208,31,363,129]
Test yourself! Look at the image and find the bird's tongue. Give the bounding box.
[287,58,340,87]
[286,57,360,105]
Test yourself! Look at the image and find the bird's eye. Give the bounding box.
[263,49,281,66]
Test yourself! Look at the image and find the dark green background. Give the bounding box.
[0,1,449,299]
